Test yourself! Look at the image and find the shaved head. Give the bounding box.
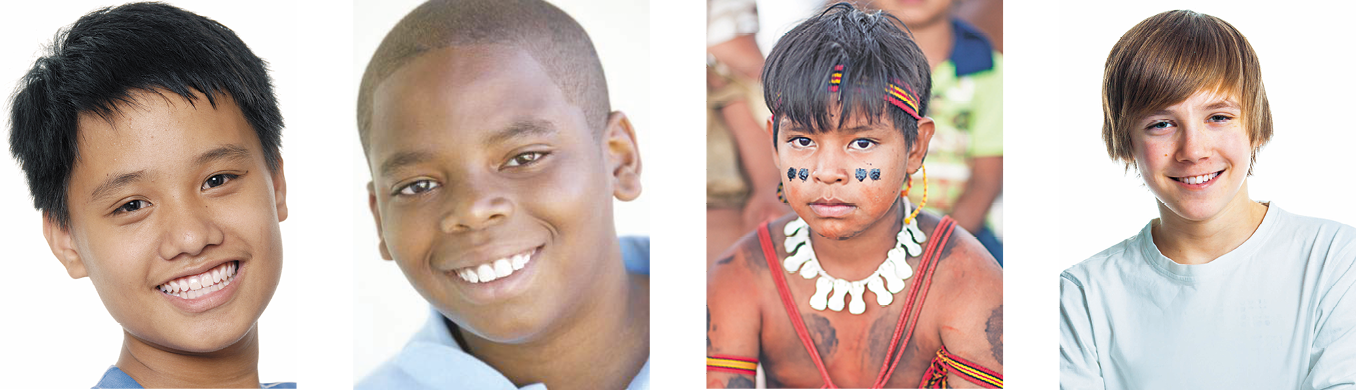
[357,0,609,151]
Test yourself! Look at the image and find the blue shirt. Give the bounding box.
[93,366,296,389]
[359,236,651,389]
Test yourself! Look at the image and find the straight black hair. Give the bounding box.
[9,2,283,228]
[762,2,931,150]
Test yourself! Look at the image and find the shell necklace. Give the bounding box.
[781,199,926,315]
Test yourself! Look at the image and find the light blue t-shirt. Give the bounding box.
[1060,205,1356,389]
[93,366,295,389]
[359,236,651,390]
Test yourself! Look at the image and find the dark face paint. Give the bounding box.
[855,168,867,182]
[788,167,796,181]
[870,169,881,181]
[798,168,809,182]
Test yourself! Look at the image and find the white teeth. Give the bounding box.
[457,250,535,284]
[1178,171,1218,185]
[494,259,513,278]
[477,264,497,282]
[157,262,237,299]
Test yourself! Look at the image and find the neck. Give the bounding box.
[116,324,262,388]
[810,199,906,279]
[464,242,649,390]
[1151,183,1268,265]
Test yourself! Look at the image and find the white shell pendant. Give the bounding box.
[798,259,821,280]
[866,275,892,306]
[827,279,849,312]
[879,259,907,294]
[784,218,807,236]
[809,277,832,311]
[847,281,867,314]
[784,245,814,273]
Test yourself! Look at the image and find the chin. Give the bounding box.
[448,307,550,344]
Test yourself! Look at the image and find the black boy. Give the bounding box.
[356,0,649,389]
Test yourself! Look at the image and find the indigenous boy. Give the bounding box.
[7,3,292,388]
[707,4,1003,388]
[1060,10,1356,389]
[356,0,649,389]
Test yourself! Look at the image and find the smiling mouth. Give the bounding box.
[157,261,238,299]
[1171,170,1223,185]
[453,248,537,284]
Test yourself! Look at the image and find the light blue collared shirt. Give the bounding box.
[359,236,650,389]
[93,366,296,389]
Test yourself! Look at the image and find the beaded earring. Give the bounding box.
[901,164,927,224]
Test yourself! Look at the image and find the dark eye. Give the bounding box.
[850,139,876,149]
[397,180,440,196]
[202,173,238,190]
[505,151,546,167]
[1208,114,1232,122]
[790,137,814,147]
[115,200,149,215]
[1147,120,1172,130]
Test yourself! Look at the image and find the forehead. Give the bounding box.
[366,45,588,164]
[71,90,258,177]
[779,109,899,135]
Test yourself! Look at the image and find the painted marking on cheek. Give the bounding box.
[798,168,809,182]
[788,167,796,181]
[870,169,881,181]
[855,168,867,182]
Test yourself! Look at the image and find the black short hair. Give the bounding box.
[762,2,931,150]
[8,2,283,229]
[357,0,609,152]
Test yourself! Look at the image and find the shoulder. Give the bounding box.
[926,212,1001,305]
[620,235,650,275]
[1061,226,1150,286]
[709,216,790,300]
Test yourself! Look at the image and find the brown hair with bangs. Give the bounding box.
[1102,10,1272,172]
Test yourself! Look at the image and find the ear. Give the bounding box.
[42,213,87,279]
[907,117,936,174]
[367,182,393,261]
[603,111,642,201]
[271,157,289,222]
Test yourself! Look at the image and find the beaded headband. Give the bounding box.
[827,65,924,121]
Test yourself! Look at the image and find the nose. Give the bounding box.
[812,152,850,185]
[158,197,225,261]
[440,180,514,233]
[1176,122,1212,162]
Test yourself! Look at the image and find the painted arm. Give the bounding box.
[707,245,763,388]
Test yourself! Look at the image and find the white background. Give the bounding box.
[1012,1,1356,388]
[0,0,353,388]
[349,0,655,382]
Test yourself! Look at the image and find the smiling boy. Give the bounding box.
[1060,10,1356,389]
[706,4,1002,388]
[7,3,291,389]
[355,0,648,389]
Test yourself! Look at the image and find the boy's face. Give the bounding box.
[366,45,640,343]
[1131,90,1252,222]
[774,113,933,239]
[44,90,286,353]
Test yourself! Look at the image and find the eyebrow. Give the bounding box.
[379,150,436,179]
[90,170,147,202]
[195,145,252,166]
[485,119,558,146]
[1147,100,1241,117]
